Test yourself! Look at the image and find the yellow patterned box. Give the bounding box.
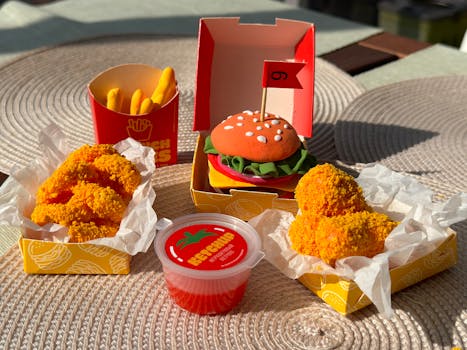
[19,237,131,275]
[298,231,457,315]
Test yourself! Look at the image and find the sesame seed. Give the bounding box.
[237,116,244,120]
[256,126,262,131]
[245,131,254,137]
[227,115,233,119]
[224,125,234,130]
[237,122,243,127]
[253,118,259,122]
[284,124,291,129]
[264,123,271,128]
[271,119,280,125]
[243,110,253,115]
[264,113,269,117]
[257,135,267,143]
[277,129,283,134]
[274,135,282,141]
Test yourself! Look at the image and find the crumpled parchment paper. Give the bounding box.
[248,163,467,318]
[0,123,158,255]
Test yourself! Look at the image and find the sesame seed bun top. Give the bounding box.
[210,110,301,163]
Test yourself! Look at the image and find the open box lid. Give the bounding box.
[193,17,315,137]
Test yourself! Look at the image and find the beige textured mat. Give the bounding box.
[0,163,466,349]
[335,75,467,191]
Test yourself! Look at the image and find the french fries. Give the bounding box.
[105,66,176,115]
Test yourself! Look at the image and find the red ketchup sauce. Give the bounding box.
[155,214,263,315]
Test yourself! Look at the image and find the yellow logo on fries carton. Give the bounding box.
[127,118,153,142]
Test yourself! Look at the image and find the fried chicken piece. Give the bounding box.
[31,182,126,227]
[32,144,141,243]
[68,221,120,243]
[93,153,141,203]
[36,161,99,204]
[69,182,126,223]
[35,144,116,204]
[295,163,371,217]
[288,214,320,257]
[66,144,117,163]
[314,211,398,267]
[31,203,71,226]
[289,163,399,266]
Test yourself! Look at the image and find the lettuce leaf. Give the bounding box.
[204,135,316,178]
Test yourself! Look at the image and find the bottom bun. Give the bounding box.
[207,155,300,193]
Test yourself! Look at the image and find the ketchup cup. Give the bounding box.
[155,213,264,315]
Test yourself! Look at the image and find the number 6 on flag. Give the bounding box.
[262,60,306,89]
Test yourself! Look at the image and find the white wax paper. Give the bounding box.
[248,163,467,318]
[0,124,158,255]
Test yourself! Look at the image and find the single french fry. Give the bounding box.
[151,92,164,105]
[130,88,145,115]
[106,88,122,112]
[161,80,177,105]
[139,97,154,114]
[151,66,176,106]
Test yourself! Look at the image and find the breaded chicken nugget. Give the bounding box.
[31,203,70,226]
[36,161,99,204]
[288,214,321,257]
[295,163,371,217]
[69,182,126,223]
[314,211,398,266]
[32,144,141,243]
[66,144,117,163]
[93,154,141,202]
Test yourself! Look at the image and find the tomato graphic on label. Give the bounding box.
[175,229,218,249]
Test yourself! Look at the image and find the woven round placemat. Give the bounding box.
[0,34,364,175]
[0,162,466,349]
[334,75,467,191]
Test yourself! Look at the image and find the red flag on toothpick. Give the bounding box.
[260,60,305,120]
[262,60,305,89]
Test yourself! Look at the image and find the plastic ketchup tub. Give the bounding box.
[155,213,264,315]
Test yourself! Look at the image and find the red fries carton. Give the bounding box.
[190,17,315,220]
[88,64,178,167]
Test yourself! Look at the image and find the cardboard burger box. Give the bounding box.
[190,17,315,221]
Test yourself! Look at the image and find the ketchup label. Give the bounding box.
[164,224,248,270]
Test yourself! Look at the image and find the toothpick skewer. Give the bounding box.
[260,87,267,121]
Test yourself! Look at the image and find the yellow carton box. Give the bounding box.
[19,237,131,275]
[298,231,457,315]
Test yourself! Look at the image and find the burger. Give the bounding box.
[204,110,316,196]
